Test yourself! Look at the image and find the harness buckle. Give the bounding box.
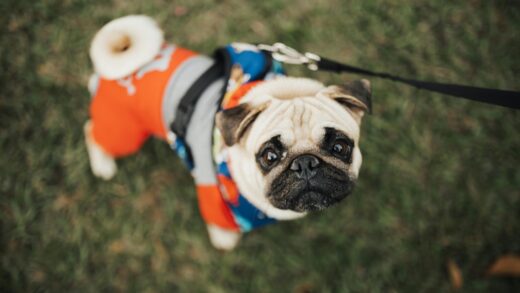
[258,43,320,71]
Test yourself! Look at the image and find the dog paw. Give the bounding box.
[90,154,117,180]
[206,224,241,251]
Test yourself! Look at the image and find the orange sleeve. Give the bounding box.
[90,83,149,157]
[196,185,239,231]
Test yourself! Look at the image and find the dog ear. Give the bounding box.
[326,79,372,124]
[216,103,268,146]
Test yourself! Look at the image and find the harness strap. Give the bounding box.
[170,58,225,139]
[170,45,273,152]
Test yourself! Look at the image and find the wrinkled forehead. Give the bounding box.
[245,96,360,152]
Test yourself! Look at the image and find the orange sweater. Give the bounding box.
[90,45,196,156]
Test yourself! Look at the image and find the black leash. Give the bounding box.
[259,43,520,110]
[171,42,519,143]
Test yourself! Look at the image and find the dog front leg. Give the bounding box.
[206,224,242,251]
[84,120,117,180]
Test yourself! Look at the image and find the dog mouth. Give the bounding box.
[268,180,354,212]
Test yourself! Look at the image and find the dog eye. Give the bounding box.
[256,136,286,172]
[333,143,344,153]
[257,147,281,171]
[262,148,279,165]
[330,140,352,159]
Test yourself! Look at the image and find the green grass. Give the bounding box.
[1,0,519,292]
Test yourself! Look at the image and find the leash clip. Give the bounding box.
[258,43,320,71]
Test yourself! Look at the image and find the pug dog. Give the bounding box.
[85,15,370,250]
[216,78,370,214]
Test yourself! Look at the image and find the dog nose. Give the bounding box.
[290,155,320,180]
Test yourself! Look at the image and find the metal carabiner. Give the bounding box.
[257,42,320,71]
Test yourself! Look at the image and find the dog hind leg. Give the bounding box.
[84,120,117,180]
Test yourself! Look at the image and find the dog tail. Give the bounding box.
[89,15,164,80]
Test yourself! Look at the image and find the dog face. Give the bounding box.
[216,77,370,218]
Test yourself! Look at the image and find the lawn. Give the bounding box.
[1,0,519,292]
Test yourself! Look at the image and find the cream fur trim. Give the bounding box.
[89,15,164,80]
